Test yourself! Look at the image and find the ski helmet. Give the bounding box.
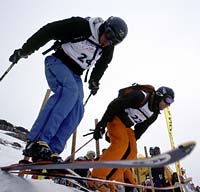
[156,86,175,105]
[153,147,161,155]
[149,146,161,156]
[104,16,128,46]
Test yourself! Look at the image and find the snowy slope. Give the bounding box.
[0,171,81,192]
[0,131,83,192]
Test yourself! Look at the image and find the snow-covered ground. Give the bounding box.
[0,131,83,192]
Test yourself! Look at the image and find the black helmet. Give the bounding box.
[149,146,161,156]
[104,16,128,46]
[156,86,175,105]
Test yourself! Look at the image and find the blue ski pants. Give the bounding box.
[28,56,84,154]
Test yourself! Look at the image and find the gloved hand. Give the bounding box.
[9,49,28,64]
[89,79,99,95]
[93,122,106,140]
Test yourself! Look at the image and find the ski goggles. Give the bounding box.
[164,96,174,105]
[104,27,121,46]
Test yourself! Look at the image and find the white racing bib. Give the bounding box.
[61,17,104,70]
[61,40,102,69]
[125,102,154,125]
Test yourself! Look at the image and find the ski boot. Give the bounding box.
[88,181,113,192]
[50,153,63,163]
[22,140,52,162]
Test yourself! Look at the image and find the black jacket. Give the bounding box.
[99,89,160,140]
[21,17,114,83]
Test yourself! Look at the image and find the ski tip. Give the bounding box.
[178,141,196,154]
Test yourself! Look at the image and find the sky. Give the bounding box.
[0,0,199,186]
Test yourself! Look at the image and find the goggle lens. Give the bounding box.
[164,97,174,105]
[104,27,121,46]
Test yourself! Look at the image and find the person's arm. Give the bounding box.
[89,45,114,84]
[21,17,91,55]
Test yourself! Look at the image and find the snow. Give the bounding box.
[0,131,83,192]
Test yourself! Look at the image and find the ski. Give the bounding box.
[53,168,94,192]
[54,176,94,192]
[9,170,188,190]
[1,141,195,171]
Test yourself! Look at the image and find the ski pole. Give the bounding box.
[65,137,93,162]
[83,130,93,137]
[0,62,16,82]
[83,93,92,107]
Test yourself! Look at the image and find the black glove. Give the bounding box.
[89,80,99,95]
[105,131,111,143]
[93,122,106,140]
[9,49,28,64]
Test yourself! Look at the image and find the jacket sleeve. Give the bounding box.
[21,17,91,55]
[134,112,159,140]
[89,45,114,83]
[99,90,145,126]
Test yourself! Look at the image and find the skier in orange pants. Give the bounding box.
[92,117,137,180]
[89,83,175,192]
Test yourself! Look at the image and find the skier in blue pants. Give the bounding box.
[29,56,84,154]
[9,16,128,162]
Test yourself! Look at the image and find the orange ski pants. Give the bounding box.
[91,116,137,182]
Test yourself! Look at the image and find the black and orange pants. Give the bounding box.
[91,116,137,182]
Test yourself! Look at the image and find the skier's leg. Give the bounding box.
[109,128,137,183]
[49,77,84,154]
[27,87,72,141]
[49,101,84,154]
[126,128,137,160]
[107,128,138,184]
[91,117,129,180]
[28,56,79,142]
[103,130,137,183]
